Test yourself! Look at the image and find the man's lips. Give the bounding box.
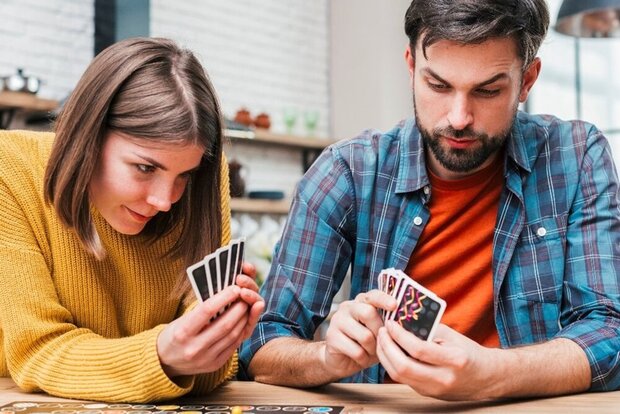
[443,136,477,149]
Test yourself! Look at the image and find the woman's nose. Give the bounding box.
[146,183,175,212]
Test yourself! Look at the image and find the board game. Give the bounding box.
[0,402,343,414]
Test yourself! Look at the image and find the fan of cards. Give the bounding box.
[186,238,245,302]
[378,268,447,341]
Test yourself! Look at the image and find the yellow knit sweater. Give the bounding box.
[0,130,236,402]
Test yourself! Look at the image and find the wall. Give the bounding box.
[528,0,620,159]
[330,0,412,141]
[1,0,330,200]
[150,0,330,199]
[0,0,93,101]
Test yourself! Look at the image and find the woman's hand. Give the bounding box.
[235,262,265,339]
[157,262,264,378]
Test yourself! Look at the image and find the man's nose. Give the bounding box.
[447,94,474,131]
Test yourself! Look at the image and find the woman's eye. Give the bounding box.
[136,164,155,173]
[178,171,192,181]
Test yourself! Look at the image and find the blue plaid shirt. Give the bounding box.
[240,112,620,390]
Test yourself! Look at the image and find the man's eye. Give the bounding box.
[477,88,500,97]
[136,164,155,173]
[428,82,449,91]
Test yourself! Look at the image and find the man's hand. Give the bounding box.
[377,321,591,400]
[321,289,397,379]
[377,322,500,401]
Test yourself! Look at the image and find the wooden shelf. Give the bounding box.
[225,128,335,150]
[225,128,335,214]
[230,197,291,214]
[0,91,58,112]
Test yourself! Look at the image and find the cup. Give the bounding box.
[304,110,319,137]
[283,108,298,134]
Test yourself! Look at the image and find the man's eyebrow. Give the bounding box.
[422,68,509,87]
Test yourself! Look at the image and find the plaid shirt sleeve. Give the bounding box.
[555,126,620,391]
[238,146,357,376]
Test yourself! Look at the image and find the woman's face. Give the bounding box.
[89,131,204,235]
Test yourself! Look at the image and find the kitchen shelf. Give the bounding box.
[225,128,336,215]
[0,91,58,112]
[230,197,292,215]
[225,128,336,172]
[0,91,59,129]
[225,128,334,150]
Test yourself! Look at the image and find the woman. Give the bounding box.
[0,38,264,402]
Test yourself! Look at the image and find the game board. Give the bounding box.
[1,402,343,414]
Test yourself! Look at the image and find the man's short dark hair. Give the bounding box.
[405,0,549,68]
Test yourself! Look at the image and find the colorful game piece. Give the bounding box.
[0,402,344,414]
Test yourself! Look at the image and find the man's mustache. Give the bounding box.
[433,126,487,140]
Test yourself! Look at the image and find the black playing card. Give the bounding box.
[185,238,247,304]
[235,239,245,277]
[186,260,209,301]
[206,255,219,294]
[227,241,239,287]
[216,248,229,289]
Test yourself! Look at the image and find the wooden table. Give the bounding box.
[0,377,618,413]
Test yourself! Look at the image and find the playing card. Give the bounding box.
[186,260,209,302]
[185,238,247,304]
[391,276,446,341]
[378,268,395,318]
[226,240,240,287]
[384,269,405,320]
[216,247,230,290]
[235,238,245,277]
[206,254,219,294]
[376,268,446,341]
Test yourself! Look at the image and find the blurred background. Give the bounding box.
[1,0,619,290]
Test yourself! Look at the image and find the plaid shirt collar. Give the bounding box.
[395,111,542,194]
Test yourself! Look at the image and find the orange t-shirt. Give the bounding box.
[405,154,504,347]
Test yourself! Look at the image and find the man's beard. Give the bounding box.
[414,104,515,174]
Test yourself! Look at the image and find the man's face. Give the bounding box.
[406,37,540,179]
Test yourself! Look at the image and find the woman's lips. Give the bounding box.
[125,206,153,223]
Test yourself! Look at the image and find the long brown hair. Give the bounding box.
[44,37,223,278]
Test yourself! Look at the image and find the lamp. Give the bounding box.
[554,1,620,133]
[556,0,620,38]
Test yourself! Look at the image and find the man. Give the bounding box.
[239,0,620,400]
